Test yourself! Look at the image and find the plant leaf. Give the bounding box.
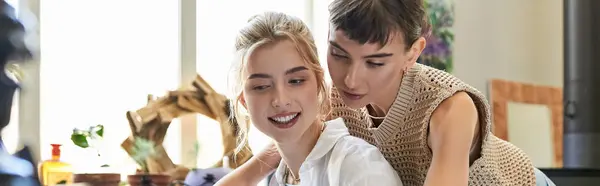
[71,133,89,148]
[95,124,104,137]
[101,164,110,167]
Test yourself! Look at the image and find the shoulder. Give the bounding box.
[410,65,481,122]
[407,64,486,141]
[431,91,477,124]
[414,64,464,89]
[331,136,403,185]
[430,91,478,138]
[413,65,480,135]
[325,118,375,155]
[334,135,380,160]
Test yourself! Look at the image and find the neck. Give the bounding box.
[369,73,404,117]
[276,120,324,179]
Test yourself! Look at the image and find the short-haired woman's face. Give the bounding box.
[327,30,414,109]
[241,39,320,143]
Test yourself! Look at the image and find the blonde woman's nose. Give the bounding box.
[271,87,291,108]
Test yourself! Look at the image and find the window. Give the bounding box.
[312,0,333,83]
[37,0,330,180]
[40,0,180,175]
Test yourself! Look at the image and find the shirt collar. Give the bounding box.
[305,117,349,161]
[274,118,350,185]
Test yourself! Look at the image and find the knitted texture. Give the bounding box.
[329,64,536,186]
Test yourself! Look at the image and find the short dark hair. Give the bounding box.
[329,0,430,49]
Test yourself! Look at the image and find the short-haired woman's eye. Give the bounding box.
[252,85,270,90]
[366,61,384,68]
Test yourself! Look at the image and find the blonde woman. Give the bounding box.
[227,12,402,186]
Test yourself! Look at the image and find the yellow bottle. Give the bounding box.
[38,144,74,186]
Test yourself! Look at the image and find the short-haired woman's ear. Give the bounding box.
[408,37,427,64]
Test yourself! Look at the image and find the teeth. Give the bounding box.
[272,113,298,123]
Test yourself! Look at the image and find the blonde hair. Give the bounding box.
[228,12,329,154]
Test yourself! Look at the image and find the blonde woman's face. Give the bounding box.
[241,40,320,143]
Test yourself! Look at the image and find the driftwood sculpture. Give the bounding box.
[121,75,253,180]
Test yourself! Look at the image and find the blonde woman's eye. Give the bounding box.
[289,79,305,85]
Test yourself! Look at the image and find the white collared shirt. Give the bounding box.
[271,118,403,186]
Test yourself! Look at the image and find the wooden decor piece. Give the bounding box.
[489,79,563,167]
[121,74,253,180]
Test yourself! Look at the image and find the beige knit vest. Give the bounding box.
[329,64,536,186]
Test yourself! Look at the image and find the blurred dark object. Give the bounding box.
[2,0,35,135]
[140,175,152,186]
[0,143,40,186]
[539,168,600,186]
[0,0,33,63]
[0,174,39,186]
[127,174,170,186]
[0,0,22,136]
[0,1,39,186]
[563,0,600,169]
[0,143,39,186]
[182,168,230,186]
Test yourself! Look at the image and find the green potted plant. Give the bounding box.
[126,137,171,186]
[70,124,121,186]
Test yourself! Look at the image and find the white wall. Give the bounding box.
[453,0,564,95]
[451,0,564,166]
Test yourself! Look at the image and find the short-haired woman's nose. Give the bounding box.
[344,64,360,90]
